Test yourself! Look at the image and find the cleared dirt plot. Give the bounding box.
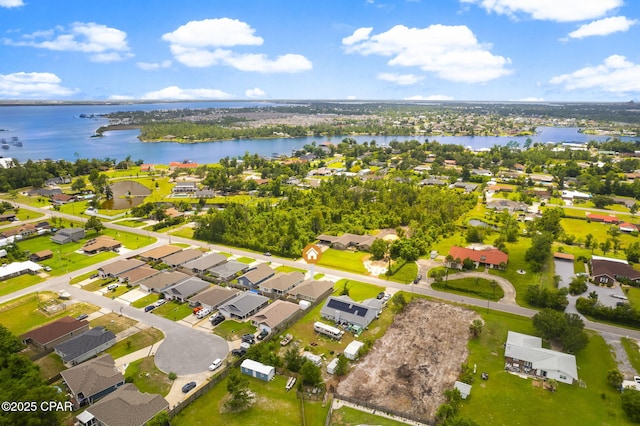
[337,299,479,421]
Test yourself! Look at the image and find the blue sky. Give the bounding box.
[0,0,639,101]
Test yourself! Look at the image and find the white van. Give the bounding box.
[196,308,211,319]
[107,284,118,291]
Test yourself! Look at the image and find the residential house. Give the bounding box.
[420,178,447,186]
[138,245,182,262]
[619,222,639,233]
[75,383,169,426]
[194,187,215,198]
[237,263,275,288]
[164,207,184,219]
[591,256,640,285]
[1,223,37,239]
[586,213,620,224]
[447,246,508,270]
[98,259,144,279]
[208,260,249,281]
[28,188,62,197]
[183,253,227,274]
[316,233,375,251]
[487,199,528,213]
[0,261,43,281]
[29,249,53,262]
[137,270,189,293]
[218,292,270,320]
[51,227,85,244]
[287,279,334,302]
[54,327,117,366]
[504,331,578,384]
[450,182,478,193]
[561,190,591,200]
[172,181,197,193]
[118,265,160,285]
[487,184,514,193]
[52,193,75,205]
[162,277,209,302]
[60,354,124,408]
[0,212,16,222]
[320,295,382,330]
[471,168,493,177]
[444,159,457,166]
[82,236,121,255]
[139,164,155,172]
[21,316,89,352]
[240,359,275,382]
[258,271,305,296]
[169,161,199,170]
[162,248,203,268]
[188,286,241,311]
[529,174,554,185]
[250,300,299,333]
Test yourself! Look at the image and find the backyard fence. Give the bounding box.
[333,392,433,425]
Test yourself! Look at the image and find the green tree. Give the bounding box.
[299,361,323,387]
[390,292,407,313]
[284,345,305,373]
[568,276,588,295]
[533,309,567,340]
[84,216,105,233]
[607,369,624,389]
[525,232,554,272]
[335,354,349,376]
[592,195,614,209]
[628,242,640,263]
[622,389,640,422]
[370,238,388,260]
[71,176,86,192]
[225,369,252,411]
[146,410,170,426]
[469,319,483,339]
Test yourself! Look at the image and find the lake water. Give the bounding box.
[0,102,634,165]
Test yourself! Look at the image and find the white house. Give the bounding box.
[504,331,578,385]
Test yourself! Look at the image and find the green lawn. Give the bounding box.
[34,352,66,382]
[213,320,257,340]
[171,373,327,426]
[114,219,148,228]
[330,406,407,426]
[334,279,384,302]
[124,356,172,397]
[0,273,44,297]
[236,256,255,264]
[622,337,640,375]
[0,292,100,335]
[432,277,505,301]
[275,265,307,274]
[626,287,640,309]
[317,249,368,275]
[458,310,633,425]
[385,260,418,284]
[170,227,194,239]
[152,301,193,321]
[131,293,160,308]
[69,270,98,284]
[106,327,164,359]
[82,277,116,292]
[89,312,138,334]
[102,284,131,299]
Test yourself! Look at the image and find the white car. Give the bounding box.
[196,308,211,319]
[154,299,166,307]
[209,358,223,371]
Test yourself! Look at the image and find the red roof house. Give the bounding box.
[619,222,639,233]
[447,246,508,270]
[586,213,620,224]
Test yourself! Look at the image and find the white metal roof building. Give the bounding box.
[240,359,275,381]
[0,261,42,280]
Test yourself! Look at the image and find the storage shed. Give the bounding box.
[327,358,339,375]
[344,340,364,360]
[241,359,275,382]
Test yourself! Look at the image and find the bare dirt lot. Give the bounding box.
[336,299,479,421]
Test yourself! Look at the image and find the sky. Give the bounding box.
[0,0,639,102]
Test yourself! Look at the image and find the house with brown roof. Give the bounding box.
[251,300,300,333]
[137,270,189,293]
[237,263,275,288]
[591,257,640,285]
[52,193,75,205]
[162,248,203,268]
[183,253,227,274]
[287,280,334,302]
[188,285,241,311]
[98,259,144,278]
[60,354,124,409]
[21,316,89,352]
[447,246,508,270]
[29,249,53,262]
[1,223,37,239]
[139,245,182,262]
[75,383,168,426]
[169,161,198,170]
[118,265,160,285]
[619,222,639,233]
[259,271,305,296]
[139,164,155,172]
[82,236,121,255]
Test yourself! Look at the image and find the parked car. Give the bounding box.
[196,308,211,319]
[193,306,203,314]
[154,299,166,307]
[76,313,88,321]
[210,315,225,325]
[257,329,269,340]
[182,382,196,393]
[209,358,223,371]
[90,273,99,279]
[144,305,156,312]
[43,266,52,272]
[240,342,251,350]
[263,252,272,256]
[376,291,385,300]
[231,348,247,356]
[107,284,118,291]
[413,274,422,284]
[242,334,255,344]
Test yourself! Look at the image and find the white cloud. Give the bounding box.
[346,95,357,100]
[142,86,234,100]
[568,16,637,39]
[550,55,640,95]
[162,18,311,72]
[377,72,424,85]
[0,0,24,8]
[461,0,622,22]
[136,60,172,71]
[343,24,511,83]
[405,95,454,101]
[4,22,132,62]
[245,88,266,98]
[0,72,78,98]
[342,27,373,45]
[515,97,545,102]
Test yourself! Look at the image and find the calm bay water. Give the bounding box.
[0,102,632,165]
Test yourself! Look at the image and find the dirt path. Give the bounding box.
[600,331,638,380]
[444,271,517,306]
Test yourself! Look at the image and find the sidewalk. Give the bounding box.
[114,339,164,373]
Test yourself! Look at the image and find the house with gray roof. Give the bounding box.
[162,277,210,302]
[237,263,275,288]
[218,292,270,320]
[162,248,203,268]
[320,295,381,330]
[137,270,189,293]
[54,327,116,366]
[287,280,334,302]
[188,286,241,311]
[183,252,227,274]
[259,271,305,296]
[208,260,249,281]
[51,227,85,244]
[60,354,124,408]
[504,331,578,384]
[316,233,375,251]
[75,383,169,426]
[98,259,144,278]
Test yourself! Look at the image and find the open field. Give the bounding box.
[0,273,44,298]
[124,356,172,397]
[334,279,384,302]
[152,301,193,321]
[106,327,164,359]
[214,319,257,340]
[433,276,505,301]
[235,256,255,264]
[69,270,98,284]
[385,260,418,284]
[171,374,327,426]
[131,292,160,308]
[275,265,307,274]
[621,337,640,375]
[317,249,368,275]
[89,312,137,334]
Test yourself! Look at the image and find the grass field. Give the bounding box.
[106,327,164,359]
[458,310,633,425]
[622,337,640,375]
[317,249,368,275]
[330,406,407,426]
[89,312,138,334]
[69,270,98,284]
[432,277,505,301]
[236,256,255,264]
[170,227,194,239]
[152,301,193,321]
[171,373,327,426]
[124,356,172,397]
[114,219,147,228]
[214,320,256,340]
[131,293,160,308]
[385,260,418,284]
[0,292,100,335]
[102,284,131,299]
[275,265,307,274]
[34,352,66,382]
[0,273,44,297]
[82,277,116,292]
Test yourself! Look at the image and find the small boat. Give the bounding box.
[1,142,9,150]
[11,137,22,147]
